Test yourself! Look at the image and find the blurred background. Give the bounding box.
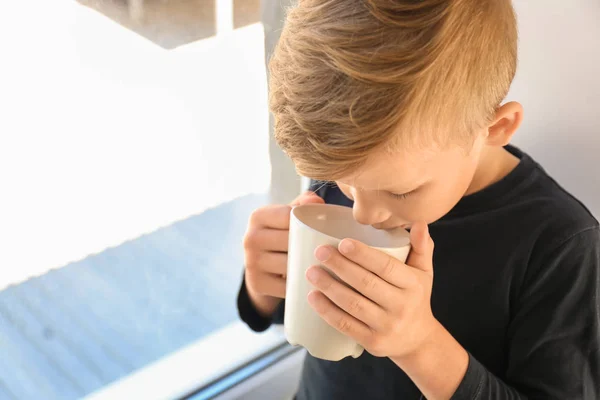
[0,0,598,399]
[0,1,293,399]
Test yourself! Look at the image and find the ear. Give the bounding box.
[486,101,524,147]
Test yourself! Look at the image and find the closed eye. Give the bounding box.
[389,190,415,200]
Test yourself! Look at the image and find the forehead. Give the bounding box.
[336,146,449,191]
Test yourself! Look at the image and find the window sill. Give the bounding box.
[84,322,287,400]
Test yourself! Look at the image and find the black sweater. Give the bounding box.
[237,146,600,399]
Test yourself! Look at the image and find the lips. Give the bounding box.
[372,225,406,231]
[373,223,407,230]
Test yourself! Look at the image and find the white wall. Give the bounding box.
[508,0,600,218]
[263,0,303,204]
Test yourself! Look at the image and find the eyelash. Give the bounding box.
[390,190,415,200]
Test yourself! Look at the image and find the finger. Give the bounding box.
[307,290,372,343]
[255,251,288,275]
[244,228,289,252]
[249,205,292,230]
[306,266,386,330]
[314,246,398,307]
[291,191,325,206]
[332,241,418,289]
[247,271,287,298]
[406,222,434,274]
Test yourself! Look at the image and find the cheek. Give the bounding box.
[391,194,452,224]
[429,165,477,216]
[403,168,475,223]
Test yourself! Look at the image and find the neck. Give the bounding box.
[465,146,520,196]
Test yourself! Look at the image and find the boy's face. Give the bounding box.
[335,136,486,229]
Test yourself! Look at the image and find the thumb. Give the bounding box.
[406,222,434,274]
[291,191,325,206]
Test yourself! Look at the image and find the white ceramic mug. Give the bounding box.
[284,204,411,361]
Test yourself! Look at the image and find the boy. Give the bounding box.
[238,0,600,398]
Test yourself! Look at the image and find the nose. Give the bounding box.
[352,192,390,226]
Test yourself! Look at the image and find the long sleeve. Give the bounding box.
[452,227,600,399]
[237,275,285,332]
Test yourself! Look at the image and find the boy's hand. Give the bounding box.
[305,222,438,359]
[243,191,325,318]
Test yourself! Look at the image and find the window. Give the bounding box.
[0,1,296,398]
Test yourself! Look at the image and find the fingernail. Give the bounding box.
[339,239,355,254]
[306,267,319,282]
[315,246,331,262]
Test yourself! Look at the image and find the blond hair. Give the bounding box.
[269,0,518,180]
